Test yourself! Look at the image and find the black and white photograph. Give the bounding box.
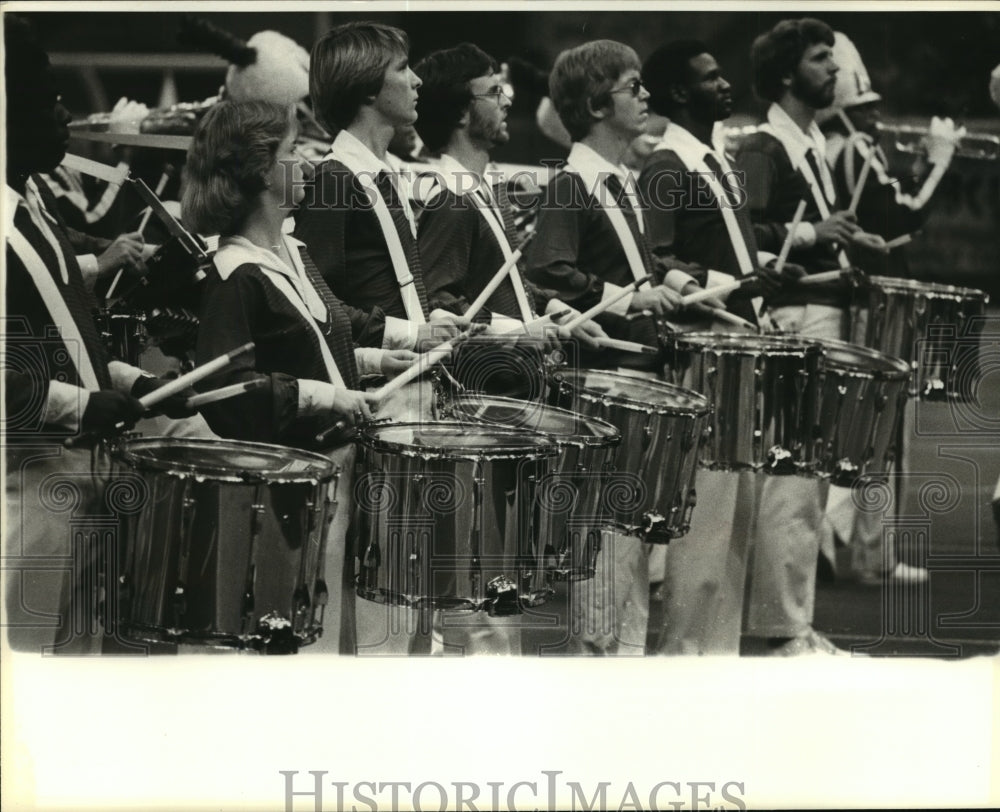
[3,2,999,809]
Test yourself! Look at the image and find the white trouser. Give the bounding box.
[744,303,842,638]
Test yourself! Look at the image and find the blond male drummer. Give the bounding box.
[522,40,728,654]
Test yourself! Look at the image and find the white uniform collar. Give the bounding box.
[436,153,496,203]
[567,141,644,231]
[766,103,828,165]
[328,129,416,232]
[765,102,836,205]
[656,121,734,169]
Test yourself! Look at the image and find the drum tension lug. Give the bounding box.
[484,575,521,617]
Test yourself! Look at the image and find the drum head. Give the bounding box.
[447,394,620,448]
[116,437,335,482]
[817,339,911,379]
[866,275,990,303]
[360,421,557,459]
[555,369,710,416]
[673,331,819,355]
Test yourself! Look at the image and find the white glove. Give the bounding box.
[989,63,1000,112]
[925,116,966,167]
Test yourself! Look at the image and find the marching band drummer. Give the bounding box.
[522,40,711,655]
[294,21,476,655]
[637,40,807,655]
[4,16,196,655]
[295,21,472,424]
[412,43,609,394]
[182,100,416,654]
[406,42,611,655]
[815,31,948,587]
[733,17,885,655]
[817,32,966,280]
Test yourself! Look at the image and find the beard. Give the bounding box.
[468,107,509,148]
[791,74,836,110]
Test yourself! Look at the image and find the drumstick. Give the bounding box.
[561,275,655,331]
[797,270,848,287]
[885,233,914,250]
[462,232,535,321]
[594,337,660,355]
[679,277,752,307]
[525,308,572,329]
[847,148,875,216]
[625,309,654,322]
[369,335,467,403]
[64,342,256,448]
[775,199,808,274]
[137,342,255,409]
[710,309,757,331]
[184,378,267,409]
[106,169,171,301]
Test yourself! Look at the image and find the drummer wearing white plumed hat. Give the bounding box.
[817,31,966,278]
[817,31,963,588]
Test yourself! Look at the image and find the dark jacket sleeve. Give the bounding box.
[417,190,476,315]
[733,145,789,252]
[295,167,349,294]
[522,176,606,313]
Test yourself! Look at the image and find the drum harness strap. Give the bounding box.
[758,120,851,270]
[326,132,427,325]
[653,123,770,328]
[564,153,653,294]
[430,155,536,323]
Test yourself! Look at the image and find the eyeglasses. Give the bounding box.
[471,85,514,103]
[609,78,645,98]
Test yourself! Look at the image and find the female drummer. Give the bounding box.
[182,100,417,654]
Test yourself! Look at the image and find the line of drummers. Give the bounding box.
[28,18,991,656]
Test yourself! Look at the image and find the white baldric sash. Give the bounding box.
[215,240,345,389]
[759,123,850,269]
[564,160,652,291]
[330,151,426,324]
[7,228,101,389]
[657,137,766,321]
[469,187,534,323]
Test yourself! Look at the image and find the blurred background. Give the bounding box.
[16,7,1000,293]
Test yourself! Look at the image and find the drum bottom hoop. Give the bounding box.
[700,460,819,477]
[604,516,687,545]
[355,583,553,613]
[120,619,321,652]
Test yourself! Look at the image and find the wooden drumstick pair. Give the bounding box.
[63,342,256,448]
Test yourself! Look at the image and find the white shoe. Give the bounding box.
[766,628,849,657]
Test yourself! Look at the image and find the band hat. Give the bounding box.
[817,31,882,124]
[225,30,310,106]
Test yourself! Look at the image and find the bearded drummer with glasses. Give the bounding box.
[412,43,609,400]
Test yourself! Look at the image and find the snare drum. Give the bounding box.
[354,422,558,614]
[812,340,911,486]
[443,394,621,580]
[665,332,822,475]
[550,370,711,543]
[114,437,337,652]
[856,276,989,401]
